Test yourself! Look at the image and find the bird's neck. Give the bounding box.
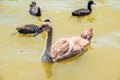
[42,29,53,63]
[88,3,92,11]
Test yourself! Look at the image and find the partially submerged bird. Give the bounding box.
[16,24,41,36]
[29,1,41,16]
[72,0,95,16]
[16,20,50,36]
[38,19,93,63]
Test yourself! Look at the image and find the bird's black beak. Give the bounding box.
[33,27,42,37]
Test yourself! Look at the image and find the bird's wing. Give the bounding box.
[51,38,71,59]
[79,9,90,14]
[51,37,90,62]
[73,8,90,15]
[21,24,39,30]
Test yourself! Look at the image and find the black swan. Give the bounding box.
[29,2,42,16]
[37,19,93,63]
[72,0,95,16]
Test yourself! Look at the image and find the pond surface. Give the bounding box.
[0,0,120,80]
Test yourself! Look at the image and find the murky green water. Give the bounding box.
[0,0,120,80]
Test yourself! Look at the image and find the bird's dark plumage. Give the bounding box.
[72,0,95,16]
[16,24,41,36]
[16,19,50,36]
[29,2,41,16]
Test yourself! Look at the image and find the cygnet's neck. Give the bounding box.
[42,29,53,63]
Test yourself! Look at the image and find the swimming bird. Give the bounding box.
[16,24,41,36]
[38,19,93,63]
[72,0,95,16]
[16,20,50,36]
[29,1,41,16]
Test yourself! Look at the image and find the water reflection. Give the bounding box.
[17,33,33,37]
[86,14,95,23]
[11,32,35,37]
[37,16,42,22]
[41,32,46,40]
[41,62,53,80]
[58,52,85,64]
[87,44,94,51]
[40,52,85,80]
[71,14,95,23]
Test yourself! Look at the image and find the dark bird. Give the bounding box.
[37,19,93,63]
[16,19,50,36]
[72,0,95,16]
[29,2,42,16]
[16,24,41,36]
